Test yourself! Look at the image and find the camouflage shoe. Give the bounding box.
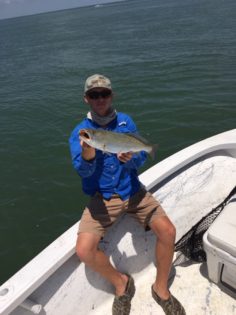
[112,275,135,315]
[152,286,186,315]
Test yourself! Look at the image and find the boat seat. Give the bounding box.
[203,198,236,291]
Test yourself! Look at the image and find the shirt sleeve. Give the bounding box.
[69,126,97,178]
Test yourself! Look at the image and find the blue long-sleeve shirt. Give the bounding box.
[69,112,147,200]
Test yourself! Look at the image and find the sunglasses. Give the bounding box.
[86,89,112,100]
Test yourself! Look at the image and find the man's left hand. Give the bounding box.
[117,152,133,163]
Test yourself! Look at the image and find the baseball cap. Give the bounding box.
[84,74,112,93]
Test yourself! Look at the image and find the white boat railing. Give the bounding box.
[140,129,236,190]
[0,223,78,315]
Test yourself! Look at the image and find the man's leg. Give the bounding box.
[77,195,136,314]
[149,216,176,299]
[76,232,128,296]
[149,215,186,314]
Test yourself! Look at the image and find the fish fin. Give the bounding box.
[149,144,159,160]
[103,151,112,156]
[126,133,150,145]
[100,143,112,155]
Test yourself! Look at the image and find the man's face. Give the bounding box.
[84,88,113,117]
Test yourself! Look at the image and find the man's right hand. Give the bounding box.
[80,140,96,161]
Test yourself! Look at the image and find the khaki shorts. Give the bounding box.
[78,188,166,237]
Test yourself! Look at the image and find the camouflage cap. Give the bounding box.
[84,74,112,93]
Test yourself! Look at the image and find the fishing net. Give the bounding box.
[174,185,236,263]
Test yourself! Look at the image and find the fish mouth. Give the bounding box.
[79,129,91,142]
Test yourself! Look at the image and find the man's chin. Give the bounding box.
[97,109,110,116]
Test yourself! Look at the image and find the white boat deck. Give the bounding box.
[10,152,236,315]
[1,129,236,315]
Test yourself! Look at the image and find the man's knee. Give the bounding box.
[76,241,92,262]
[150,216,176,243]
[76,233,101,263]
[165,222,176,242]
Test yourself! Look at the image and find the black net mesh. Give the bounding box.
[174,186,236,263]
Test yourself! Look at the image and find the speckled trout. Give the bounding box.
[79,128,157,159]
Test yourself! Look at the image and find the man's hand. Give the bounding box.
[80,140,96,161]
[117,152,133,163]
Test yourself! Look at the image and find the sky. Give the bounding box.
[0,0,124,20]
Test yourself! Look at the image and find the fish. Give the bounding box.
[79,128,158,159]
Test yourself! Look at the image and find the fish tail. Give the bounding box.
[149,144,159,160]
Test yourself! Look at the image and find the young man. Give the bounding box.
[69,74,185,315]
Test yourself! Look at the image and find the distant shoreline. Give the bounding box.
[0,0,127,21]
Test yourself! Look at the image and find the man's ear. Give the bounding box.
[84,95,89,104]
[108,90,114,101]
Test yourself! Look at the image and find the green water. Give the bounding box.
[0,0,235,283]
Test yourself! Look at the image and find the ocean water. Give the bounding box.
[0,0,235,283]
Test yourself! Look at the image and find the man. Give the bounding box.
[69,74,185,315]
